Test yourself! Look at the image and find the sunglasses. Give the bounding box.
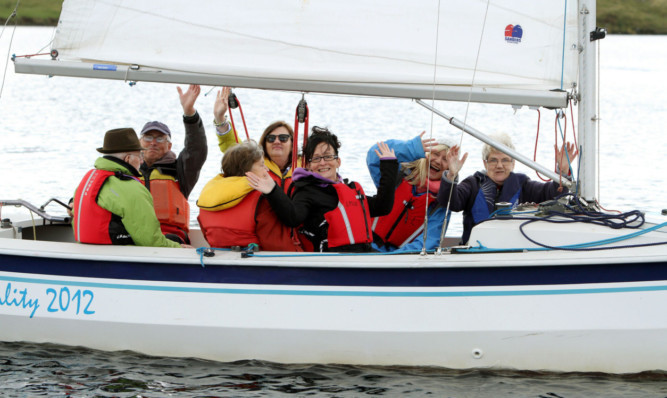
[266,134,291,143]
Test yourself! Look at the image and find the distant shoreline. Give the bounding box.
[2,0,666,34]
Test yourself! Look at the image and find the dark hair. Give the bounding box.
[304,126,341,162]
[258,121,294,163]
[221,141,264,177]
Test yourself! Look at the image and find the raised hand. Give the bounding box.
[418,131,438,153]
[446,145,468,179]
[556,141,578,175]
[246,170,275,194]
[214,87,231,124]
[374,141,396,159]
[177,84,201,116]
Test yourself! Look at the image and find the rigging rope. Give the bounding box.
[560,0,569,89]
[0,0,20,100]
[435,0,492,254]
[227,91,250,142]
[555,110,567,189]
[458,194,667,253]
[421,0,443,255]
[292,96,309,170]
[597,37,602,204]
[532,108,551,182]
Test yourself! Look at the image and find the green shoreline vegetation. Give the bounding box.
[1,0,666,34]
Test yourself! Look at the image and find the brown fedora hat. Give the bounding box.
[97,128,144,154]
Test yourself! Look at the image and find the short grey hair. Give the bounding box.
[221,140,264,177]
[482,133,515,161]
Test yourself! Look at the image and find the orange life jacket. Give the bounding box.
[324,182,373,249]
[72,169,133,245]
[141,170,190,242]
[371,179,431,248]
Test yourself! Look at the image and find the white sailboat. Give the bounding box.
[2,0,666,373]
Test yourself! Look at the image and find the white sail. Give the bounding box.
[15,0,577,107]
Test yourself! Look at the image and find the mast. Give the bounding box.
[578,0,604,201]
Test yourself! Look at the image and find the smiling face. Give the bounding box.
[484,150,515,185]
[426,148,449,180]
[264,126,292,169]
[140,131,172,166]
[307,142,341,182]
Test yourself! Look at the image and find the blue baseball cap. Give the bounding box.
[141,121,172,138]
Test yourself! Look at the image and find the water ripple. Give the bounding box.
[1,342,666,397]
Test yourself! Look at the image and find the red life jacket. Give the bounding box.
[371,179,431,248]
[269,170,293,193]
[141,170,190,243]
[72,169,133,245]
[199,190,309,251]
[255,198,310,252]
[198,190,261,248]
[324,182,373,249]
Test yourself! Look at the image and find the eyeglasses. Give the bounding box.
[309,154,338,163]
[141,135,170,143]
[266,134,291,143]
[485,158,513,166]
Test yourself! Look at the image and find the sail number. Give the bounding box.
[45,287,95,315]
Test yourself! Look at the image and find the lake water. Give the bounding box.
[1,27,666,396]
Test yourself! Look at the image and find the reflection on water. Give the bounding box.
[1,342,665,398]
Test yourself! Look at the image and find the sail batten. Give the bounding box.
[16,0,577,107]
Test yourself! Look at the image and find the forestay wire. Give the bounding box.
[0,0,20,100]
[432,0,492,253]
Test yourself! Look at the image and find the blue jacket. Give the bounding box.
[438,170,566,245]
[366,135,450,252]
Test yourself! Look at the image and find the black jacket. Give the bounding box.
[265,158,398,252]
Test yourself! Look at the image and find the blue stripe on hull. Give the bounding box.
[2,273,667,297]
[1,254,667,288]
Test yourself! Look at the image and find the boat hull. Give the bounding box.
[1,227,666,373]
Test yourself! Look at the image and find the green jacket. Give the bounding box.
[78,157,180,248]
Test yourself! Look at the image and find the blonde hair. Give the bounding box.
[482,133,515,161]
[401,143,450,187]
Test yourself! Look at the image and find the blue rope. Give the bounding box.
[519,218,667,251]
[458,195,667,252]
[196,246,232,267]
[458,220,667,253]
[459,241,548,253]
